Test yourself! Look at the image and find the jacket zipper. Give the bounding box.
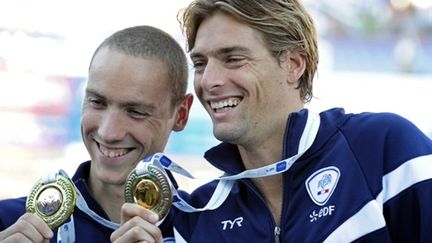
[274,226,281,243]
[241,179,283,242]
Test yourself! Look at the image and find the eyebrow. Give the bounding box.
[85,89,103,99]
[190,46,252,59]
[85,88,156,112]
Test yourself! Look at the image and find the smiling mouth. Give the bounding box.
[98,144,131,158]
[210,97,241,113]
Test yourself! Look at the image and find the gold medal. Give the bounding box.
[26,173,76,229]
[125,163,172,220]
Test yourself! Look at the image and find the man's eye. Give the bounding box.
[192,61,202,67]
[87,97,105,108]
[192,60,206,69]
[192,60,207,73]
[227,56,245,64]
[129,110,149,119]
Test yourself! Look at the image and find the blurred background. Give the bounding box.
[0,0,431,199]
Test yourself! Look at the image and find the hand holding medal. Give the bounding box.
[25,171,76,229]
[124,154,173,221]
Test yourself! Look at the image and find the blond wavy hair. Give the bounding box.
[179,0,318,103]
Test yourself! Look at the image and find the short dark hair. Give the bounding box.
[89,25,189,106]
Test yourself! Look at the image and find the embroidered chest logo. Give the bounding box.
[305,166,340,206]
[221,216,243,230]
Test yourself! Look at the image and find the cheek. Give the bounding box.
[193,77,201,94]
[80,111,90,130]
[156,120,174,137]
[135,121,162,140]
[81,110,98,132]
[80,114,94,148]
[193,79,206,105]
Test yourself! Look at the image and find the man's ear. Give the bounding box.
[173,94,194,131]
[282,51,306,85]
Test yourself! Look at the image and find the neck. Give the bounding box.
[88,176,124,223]
[253,175,283,225]
[238,132,284,170]
[238,141,284,225]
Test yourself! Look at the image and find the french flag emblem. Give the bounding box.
[306,166,340,206]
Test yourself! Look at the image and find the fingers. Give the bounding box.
[0,213,53,243]
[111,217,163,243]
[120,203,159,224]
[110,203,162,243]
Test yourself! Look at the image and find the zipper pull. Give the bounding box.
[274,226,281,243]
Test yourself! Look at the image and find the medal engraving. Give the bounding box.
[134,179,160,208]
[26,174,76,229]
[125,163,172,219]
[36,187,62,216]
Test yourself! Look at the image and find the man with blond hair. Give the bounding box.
[165,0,432,242]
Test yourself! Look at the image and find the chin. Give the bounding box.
[98,171,128,186]
[214,130,238,143]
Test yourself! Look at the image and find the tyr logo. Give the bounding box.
[221,216,243,230]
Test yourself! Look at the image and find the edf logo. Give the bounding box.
[221,217,243,230]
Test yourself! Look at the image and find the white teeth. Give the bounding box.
[100,146,128,158]
[210,98,240,111]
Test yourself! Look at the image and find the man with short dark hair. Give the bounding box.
[0,25,193,243]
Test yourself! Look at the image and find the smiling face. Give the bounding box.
[82,47,185,186]
[191,12,304,149]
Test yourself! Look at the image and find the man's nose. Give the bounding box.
[200,60,226,91]
[98,110,126,142]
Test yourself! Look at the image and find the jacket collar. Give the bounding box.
[72,161,111,220]
[204,108,311,174]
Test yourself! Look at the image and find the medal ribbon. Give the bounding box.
[49,109,318,240]
[147,110,321,213]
